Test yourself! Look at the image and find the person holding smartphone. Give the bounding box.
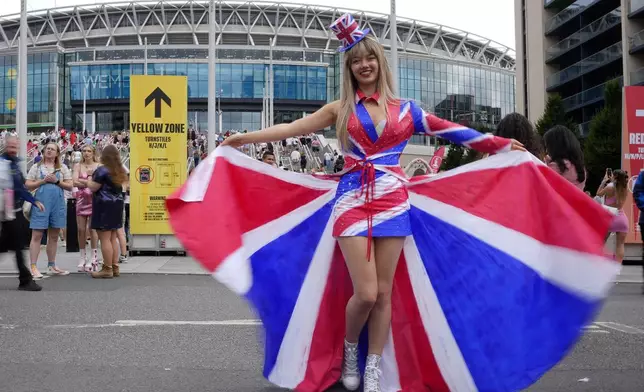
[598,168,630,263]
[25,142,73,279]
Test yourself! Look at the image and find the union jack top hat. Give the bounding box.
[330,13,371,52]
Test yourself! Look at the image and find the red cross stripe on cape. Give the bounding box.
[166,146,619,392]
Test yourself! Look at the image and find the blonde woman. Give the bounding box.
[25,142,73,278]
[72,144,100,271]
[221,14,524,391]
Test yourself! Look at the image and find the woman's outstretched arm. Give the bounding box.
[408,101,523,154]
[222,101,339,147]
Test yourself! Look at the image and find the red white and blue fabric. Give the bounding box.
[167,144,619,391]
[330,91,510,251]
[330,13,371,52]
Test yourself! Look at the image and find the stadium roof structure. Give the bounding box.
[0,1,515,70]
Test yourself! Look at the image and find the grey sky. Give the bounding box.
[3,0,516,49]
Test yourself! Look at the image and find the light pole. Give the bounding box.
[82,84,87,132]
[390,0,398,94]
[17,0,28,171]
[54,61,59,133]
[207,0,217,152]
[217,89,222,134]
[144,37,148,75]
[269,38,274,127]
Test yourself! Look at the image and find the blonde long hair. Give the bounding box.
[81,144,98,164]
[335,35,397,149]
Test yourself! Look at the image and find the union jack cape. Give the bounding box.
[166,146,620,392]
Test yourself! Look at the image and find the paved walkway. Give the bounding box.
[0,246,206,276]
[1,246,643,282]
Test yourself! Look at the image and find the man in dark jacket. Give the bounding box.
[631,169,644,294]
[2,135,44,291]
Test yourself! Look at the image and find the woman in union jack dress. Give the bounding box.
[169,12,618,392]
[220,13,524,391]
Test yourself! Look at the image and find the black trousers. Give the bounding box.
[1,219,33,284]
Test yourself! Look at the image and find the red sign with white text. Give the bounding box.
[429,146,446,173]
[621,87,644,243]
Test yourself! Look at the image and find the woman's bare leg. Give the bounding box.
[77,215,88,257]
[337,236,377,391]
[46,229,60,264]
[615,232,627,264]
[368,237,405,355]
[338,237,377,342]
[29,230,44,266]
[97,231,113,267]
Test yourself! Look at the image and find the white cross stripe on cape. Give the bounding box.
[380,328,403,392]
[409,150,544,187]
[408,193,620,300]
[267,217,337,388]
[332,173,405,218]
[403,237,478,392]
[210,187,336,296]
[180,146,337,203]
[340,201,410,237]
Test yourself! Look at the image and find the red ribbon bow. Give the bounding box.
[355,159,377,262]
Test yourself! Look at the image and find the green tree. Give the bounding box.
[438,123,493,170]
[584,79,622,195]
[535,94,579,137]
[440,144,466,171]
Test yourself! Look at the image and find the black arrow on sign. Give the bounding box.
[145,87,172,118]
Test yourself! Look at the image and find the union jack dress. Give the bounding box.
[166,92,620,392]
[332,90,510,243]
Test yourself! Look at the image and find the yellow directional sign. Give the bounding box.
[129,75,188,235]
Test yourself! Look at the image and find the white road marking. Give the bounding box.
[115,319,262,326]
[0,275,51,279]
[595,322,644,334]
[44,319,262,329]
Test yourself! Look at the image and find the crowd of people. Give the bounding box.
[0,113,636,295]
[1,131,130,291]
[493,112,631,265]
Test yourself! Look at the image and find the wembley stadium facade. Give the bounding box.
[0,0,516,147]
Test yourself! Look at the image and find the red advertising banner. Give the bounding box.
[621,86,644,244]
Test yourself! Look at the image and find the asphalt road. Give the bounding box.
[1,275,643,392]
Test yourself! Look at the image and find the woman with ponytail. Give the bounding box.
[597,169,630,263]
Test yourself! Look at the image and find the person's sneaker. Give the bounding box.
[18,281,42,291]
[341,339,360,391]
[47,266,70,276]
[119,255,128,264]
[30,265,43,280]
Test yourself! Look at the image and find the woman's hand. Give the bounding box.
[220,134,247,148]
[44,174,57,183]
[509,139,526,152]
[34,201,45,212]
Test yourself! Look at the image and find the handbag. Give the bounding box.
[23,163,44,221]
